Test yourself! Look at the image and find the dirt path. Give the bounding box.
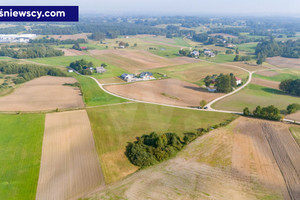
[36,110,105,200]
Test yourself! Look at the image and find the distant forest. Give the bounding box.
[0,44,64,59]
[0,62,66,84]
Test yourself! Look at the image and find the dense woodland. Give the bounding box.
[0,62,66,84]
[0,44,64,59]
[30,37,87,44]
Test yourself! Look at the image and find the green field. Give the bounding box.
[86,103,236,184]
[212,84,300,112]
[237,43,257,53]
[28,55,104,67]
[173,37,191,47]
[74,74,127,106]
[0,113,45,200]
[205,54,236,63]
[290,126,300,146]
[148,45,181,58]
[253,70,300,82]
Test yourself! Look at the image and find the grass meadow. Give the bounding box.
[253,70,300,82]
[0,113,45,200]
[212,84,300,112]
[73,74,128,106]
[290,126,300,146]
[86,103,236,184]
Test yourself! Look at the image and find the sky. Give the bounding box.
[5,0,300,16]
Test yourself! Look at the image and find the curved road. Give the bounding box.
[77,63,299,124]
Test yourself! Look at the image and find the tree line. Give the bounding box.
[0,62,66,84]
[243,105,282,121]
[30,37,87,45]
[0,44,64,59]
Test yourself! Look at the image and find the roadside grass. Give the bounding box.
[86,103,236,184]
[28,55,103,67]
[253,70,300,82]
[289,126,300,146]
[73,74,127,106]
[212,84,300,112]
[149,61,247,84]
[0,113,45,200]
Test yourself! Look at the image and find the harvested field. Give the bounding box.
[105,79,223,106]
[226,62,266,72]
[0,76,84,111]
[86,117,284,200]
[36,110,104,200]
[60,48,88,56]
[48,33,90,40]
[170,56,201,65]
[286,111,300,122]
[267,57,300,69]
[251,77,280,89]
[89,49,176,72]
[255,70,280,77]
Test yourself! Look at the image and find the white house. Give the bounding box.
[207,86,217,92]
[204,50,215,57]
[68,69,74,73]
[235,77,242,85]
[120,73,135,82]
[191,50,200,57]
[96,67,106,74]
[139,72,154,80]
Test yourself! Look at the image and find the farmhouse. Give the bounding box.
[80,46,87,50]
[68,69,74,73]
[235,77,242,85]
[191,50,200,57]
[204,50,215,57]
[96,67,106,74]
[139,72,154,80]
[120,73,135,82]
[0,34,37,43]
[207,86,217,92]
[119,42,125,48]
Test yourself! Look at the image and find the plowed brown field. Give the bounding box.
[0,76,84,112]
[251,77,280,89]
[104,79,223,107]
[36,110,105,200]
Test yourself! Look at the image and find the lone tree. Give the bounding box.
[243,107,250,116]
[200,100,207,108]
[204,75,211,87]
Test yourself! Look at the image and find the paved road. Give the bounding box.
[75,64,299,124]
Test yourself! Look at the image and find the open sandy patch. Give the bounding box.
[0,76,84,111]
[36,110,105,200]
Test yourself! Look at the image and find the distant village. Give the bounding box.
[0,34,37,43]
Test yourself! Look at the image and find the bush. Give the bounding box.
[243,107,250,116]
[287,103,300,114]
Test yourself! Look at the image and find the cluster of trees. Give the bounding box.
[279,79,300,96]
[125,118,235,168]
[0,25,26,34]
[69,59,94,75]
[255,39,300,64]
[287,103,300,114]
[0,44,64,59]
[204,73,238,93]
[30,37,87,44]
[234,55,252,61]
[243,105,282,121]
[0,62,66,84]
